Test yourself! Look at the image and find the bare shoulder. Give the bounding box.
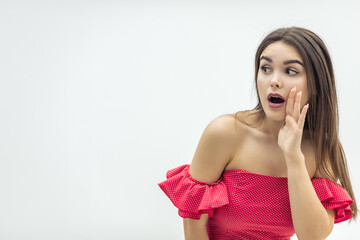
[313,156,336,179]
[301,131,335,179]
[210,112,251,146]
[299,131,316,178]
[206,113,238,137]
[188,113,239,183]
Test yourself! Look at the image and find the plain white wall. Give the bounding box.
[0,0,359,239]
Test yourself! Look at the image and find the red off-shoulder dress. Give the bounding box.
[158,164,353,240]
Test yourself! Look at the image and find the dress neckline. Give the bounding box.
[223,168,288,179]
[223,168,326,181]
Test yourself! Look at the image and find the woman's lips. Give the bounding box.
[267,93,285,101]
[268,99,285,108]
[267,92,285,108]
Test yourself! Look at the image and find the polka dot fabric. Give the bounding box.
[312,178,353,223]
[158,164,353,240]
[158,164,229,219]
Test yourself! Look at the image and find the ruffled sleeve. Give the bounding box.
[158,164,229,219]
[312,178,353,223]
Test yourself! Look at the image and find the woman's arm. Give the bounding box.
[183,214,209,240]
[287,159,335,240]
[278,89,334,239]
[183,115,235,239]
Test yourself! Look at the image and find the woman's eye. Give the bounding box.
[286,68,298,75]
[261,66,271,73]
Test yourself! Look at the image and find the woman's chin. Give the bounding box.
[264,111,286,122]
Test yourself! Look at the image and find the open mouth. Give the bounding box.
[267,93,285,108]
[269,96,285,104]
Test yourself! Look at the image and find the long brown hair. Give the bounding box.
[235,27,358,222]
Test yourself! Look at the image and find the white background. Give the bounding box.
[0,0,359,239]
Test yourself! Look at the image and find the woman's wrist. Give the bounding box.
[284,152,305,169]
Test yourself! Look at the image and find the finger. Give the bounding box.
[293,91,302,122]
[286,86,297,116]
[285,114,298,134]
[298,103,309,129]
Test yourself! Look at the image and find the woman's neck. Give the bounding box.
[257,116,285,142]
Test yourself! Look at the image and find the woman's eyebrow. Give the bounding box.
[260,56,304,67]
[260,56,272,62]
[284,59,304,67]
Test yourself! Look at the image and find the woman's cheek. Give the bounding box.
[257,79,267,96]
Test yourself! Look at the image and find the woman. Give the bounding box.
[158,27,358,240]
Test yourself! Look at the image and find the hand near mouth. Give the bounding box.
[277,86,309,163]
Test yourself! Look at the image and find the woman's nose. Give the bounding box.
[270,73,282,88]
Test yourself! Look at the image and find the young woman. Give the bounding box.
[158,27,358,240]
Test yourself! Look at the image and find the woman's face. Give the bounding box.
[257,41,309,122]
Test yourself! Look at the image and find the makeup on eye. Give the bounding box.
[259,56,304,75]
[260,65,271,73]
[260,65,299,75]
[285,68,298,75]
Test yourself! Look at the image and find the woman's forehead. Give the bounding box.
[260,41,302,62]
